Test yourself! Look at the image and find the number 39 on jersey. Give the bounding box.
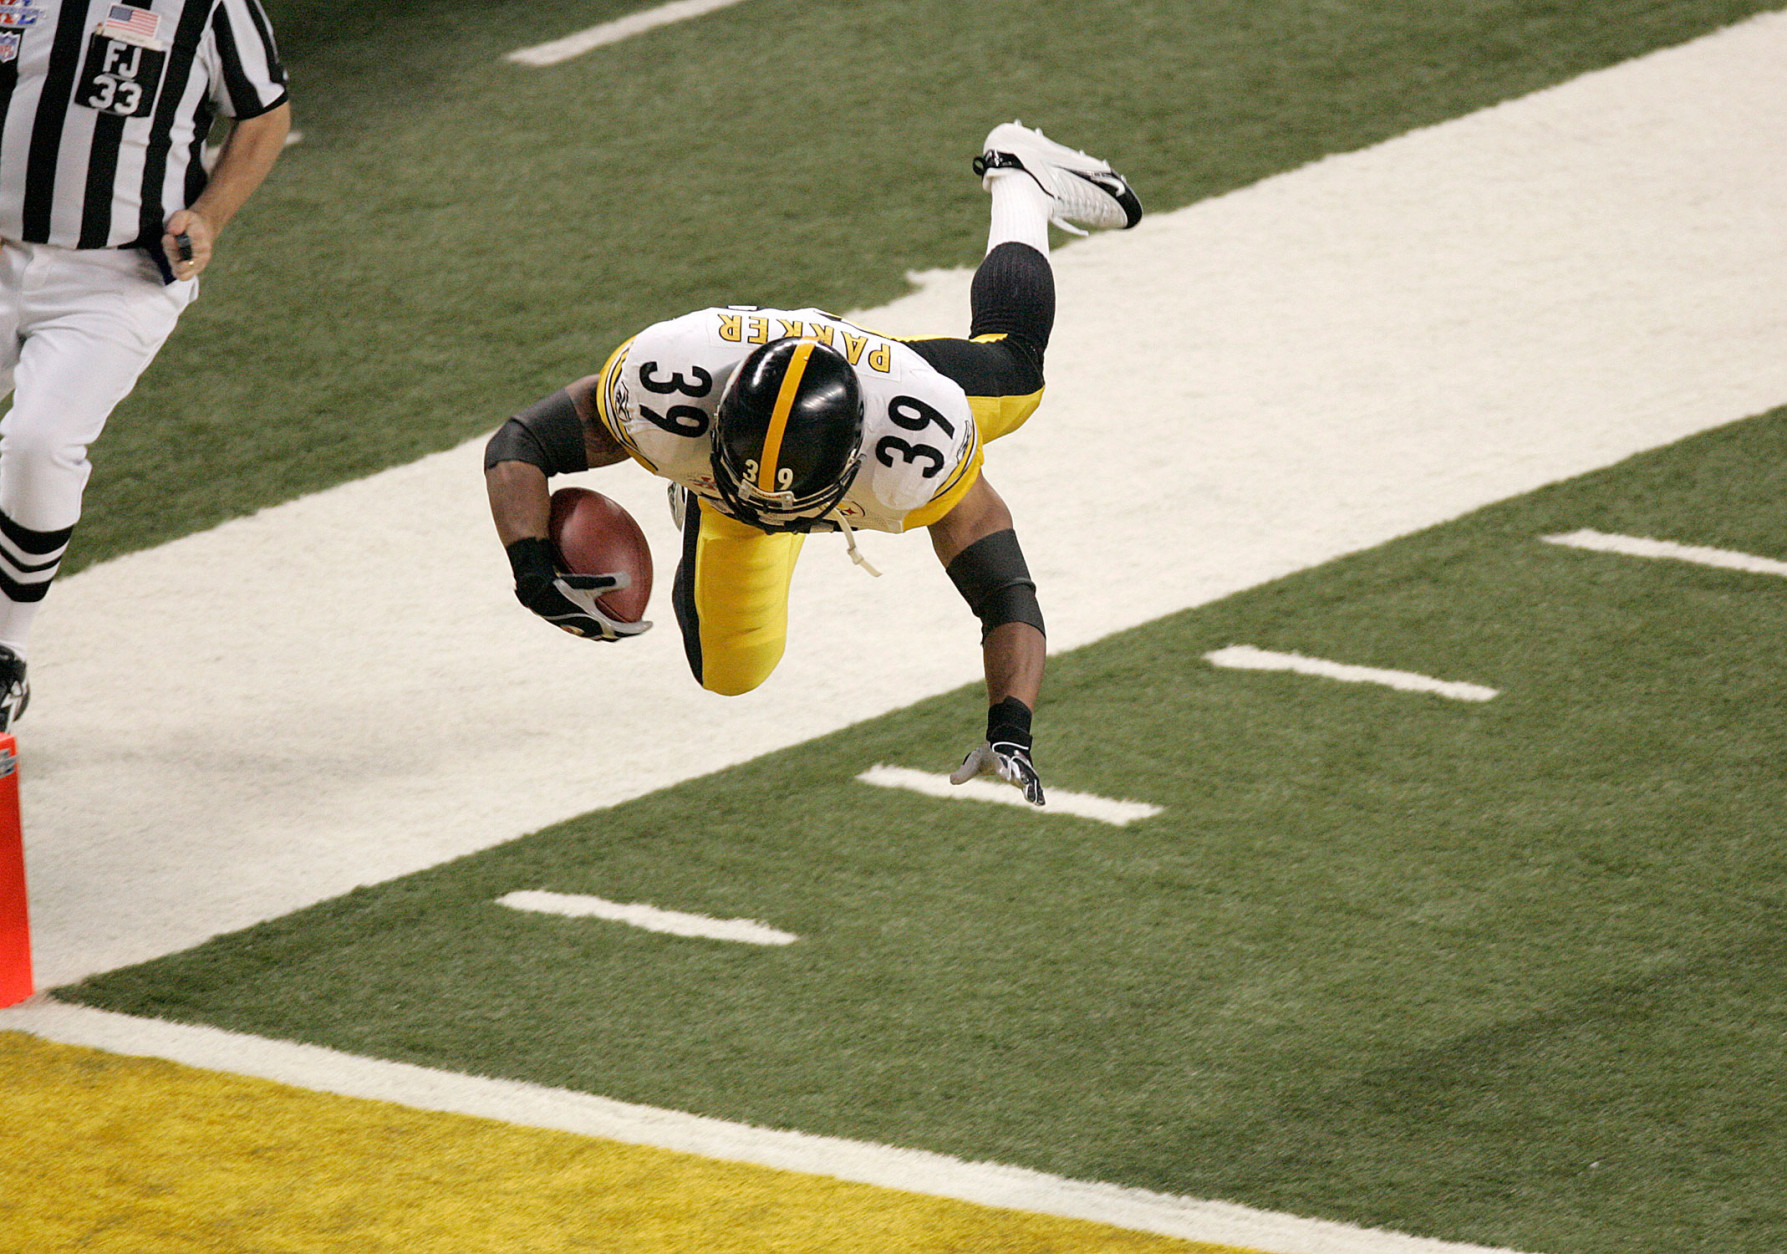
[599,306,982,534]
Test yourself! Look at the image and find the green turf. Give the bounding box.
[67,405,1787,1254]
[69,0,1784,574]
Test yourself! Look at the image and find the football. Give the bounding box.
[548,487,653,623]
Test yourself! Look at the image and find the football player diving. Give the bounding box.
[484,123,1142,807]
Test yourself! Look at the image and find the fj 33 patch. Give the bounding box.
[77,23,167,119]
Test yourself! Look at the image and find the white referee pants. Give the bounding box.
[0,241,196,652]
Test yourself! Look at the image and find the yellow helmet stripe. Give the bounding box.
[756,340,816,492]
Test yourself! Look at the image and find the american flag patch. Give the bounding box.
[100,4,161,43]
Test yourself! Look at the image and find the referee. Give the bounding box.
[0,0,289,730]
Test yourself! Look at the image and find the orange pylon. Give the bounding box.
[0,733,31,1007]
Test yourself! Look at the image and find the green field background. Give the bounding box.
[71,408,1787,1254]
[44,3,1787,1252]
[74,0,1783,572]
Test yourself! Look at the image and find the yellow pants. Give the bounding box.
[672,385,1040,696]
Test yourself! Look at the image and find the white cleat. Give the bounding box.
[973,121,1143,235]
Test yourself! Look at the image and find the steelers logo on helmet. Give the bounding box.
[711,337,865,532]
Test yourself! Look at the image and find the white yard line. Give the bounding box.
[0,1001,1534,1254]
[857,764,1162,825]
[21,12,1787,991]
[1206,646,1498,702]
[507,0,752,66]
[1542,528,1787,577]
[497,890,797,944]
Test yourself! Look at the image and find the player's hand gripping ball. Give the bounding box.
[533,487,653,640]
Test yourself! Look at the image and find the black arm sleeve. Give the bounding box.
[483,388,591,475]
[946,528,1045,642]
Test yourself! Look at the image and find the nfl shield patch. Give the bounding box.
[0,31,20,62]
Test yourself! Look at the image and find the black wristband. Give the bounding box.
[506,536,559,598]
[986,695,1032,751]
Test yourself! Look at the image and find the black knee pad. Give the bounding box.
[969,242,1055,375]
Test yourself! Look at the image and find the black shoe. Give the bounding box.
[0,646,28,733]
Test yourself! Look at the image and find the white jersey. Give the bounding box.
[597,306,982,534]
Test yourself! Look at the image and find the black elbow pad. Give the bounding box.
[946,528,1045,641]
[483,388,590,475]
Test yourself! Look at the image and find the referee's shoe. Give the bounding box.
[0,647,27,732]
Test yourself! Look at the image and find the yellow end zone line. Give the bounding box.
[0,1030,1221,1254]
[1,1000,1534,1254]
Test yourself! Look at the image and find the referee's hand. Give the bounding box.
[161,209,215,280]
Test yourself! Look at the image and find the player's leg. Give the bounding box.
[0,249,193,673]
[0,247,28,728]
[0,244,25,401]
[905,123,1140,444]
[902,239,1054,445]
[670,494,805,696]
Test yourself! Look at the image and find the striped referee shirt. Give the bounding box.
[0,0,286,251]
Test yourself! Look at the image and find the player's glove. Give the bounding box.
[950,695,1045,806]
[507,536,651,642]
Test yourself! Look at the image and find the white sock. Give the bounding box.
[0,600,37,657]
[986,171,1053,255]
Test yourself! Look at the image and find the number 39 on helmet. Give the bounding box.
[711,338,865,531]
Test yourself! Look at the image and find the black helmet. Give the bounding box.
[711,337,864,531]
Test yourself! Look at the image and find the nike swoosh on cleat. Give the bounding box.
[1070,169,1130,196]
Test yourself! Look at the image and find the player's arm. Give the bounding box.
[486,375,629,540]
[928,474,1047,805]
[485,376,645,641]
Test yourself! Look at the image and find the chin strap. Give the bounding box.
[829,510,882,577]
